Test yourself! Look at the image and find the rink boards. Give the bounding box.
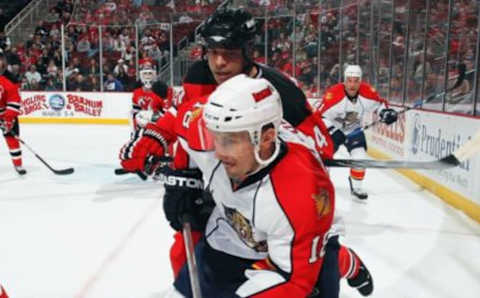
[18,91,480,223]
[364,108,480,223]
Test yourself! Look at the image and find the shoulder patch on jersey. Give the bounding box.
[325,92,333,101]
[312,189,331,219]
[370,86,376,93]
[189,107,203,124]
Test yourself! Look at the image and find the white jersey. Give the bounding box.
[176,118,335,296]
[317,82,387,135]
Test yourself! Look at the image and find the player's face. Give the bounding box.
[211,131,257,182]
[207,48,246,85]
[344,76,361,97]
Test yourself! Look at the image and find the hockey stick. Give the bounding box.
[0,121,74,175]
[325,129,480,169]
[182,214,203,298]
[114,168,148,180]
[16,136,75,175]
[114,156,171,180]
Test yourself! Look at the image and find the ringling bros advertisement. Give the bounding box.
[365,109,480,204]
[19,92,131,120]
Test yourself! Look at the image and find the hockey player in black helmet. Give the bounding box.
[119,7,372,298]
[197,7,258,79]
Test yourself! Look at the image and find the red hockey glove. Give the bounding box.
[119,124,168,173]
[1,111,17,134]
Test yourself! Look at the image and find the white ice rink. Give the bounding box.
[1,124,479,298]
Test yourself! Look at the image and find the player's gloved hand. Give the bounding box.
[135,110,154,128]
[119,123,168,173]
[379,108,398,125]
[2,111,17,134]
[159,167,214,231]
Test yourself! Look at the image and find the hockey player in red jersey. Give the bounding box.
[0,51,25,175]
[163,75,335,297]
[119,8,373,297]
[0,284,8,298]
[131,59,172,130]
[316,65,398,200]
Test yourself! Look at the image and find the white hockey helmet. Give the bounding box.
[139,60,157,88]
[344,64,362,79]
[203,74,283,165]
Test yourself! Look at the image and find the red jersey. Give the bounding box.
[0,72,21,120]
[131,86,168,129]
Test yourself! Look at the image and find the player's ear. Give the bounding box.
[260,124,276,148]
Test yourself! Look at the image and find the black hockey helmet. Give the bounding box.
[198,8,257,52]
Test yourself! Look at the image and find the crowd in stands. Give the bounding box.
[1,0,478,115]
[1,0,221,92]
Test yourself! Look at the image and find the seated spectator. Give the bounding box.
[86,74,100,91]
[113,59,129,76]
[76,36,91,53]
[45,76,62,91]
[25,65,42,86]
[122,45,136,63]
[46,59,59,77]
[49,24,61,39]
[115,63,130,87]
[68,73,89,91]
[104,73,124,91]
[34,20,48,39]
[65,62,80,81]
[84,58,99,76]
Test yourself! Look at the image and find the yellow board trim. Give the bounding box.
[368,147,480,223]
[19,117,129,125]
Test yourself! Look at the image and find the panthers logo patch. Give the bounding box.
[312,189,331,219]
[223,205,268,252]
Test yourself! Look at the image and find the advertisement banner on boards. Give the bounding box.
[365,107,407,159]
[20,92,132,119]
[406,111,480,201]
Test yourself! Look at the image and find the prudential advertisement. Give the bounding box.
[407,111,480,201]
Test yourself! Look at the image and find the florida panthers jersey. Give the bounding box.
[316,82,387,135]
[174,108,335,297]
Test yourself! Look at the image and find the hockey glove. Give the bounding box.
[1,111,17,134]
[119,124,168,173]
[160,167,214,231]
[379,108,398,125]
[135,110,154,128]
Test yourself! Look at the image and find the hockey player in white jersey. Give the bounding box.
[163,75,335,297]
[316,65,398,200]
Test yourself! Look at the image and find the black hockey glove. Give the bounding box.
[159,167,214,231]
[379,108,398,125]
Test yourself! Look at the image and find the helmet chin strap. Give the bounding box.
[253,138,281,166]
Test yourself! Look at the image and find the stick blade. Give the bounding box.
[54,168,75,175]
[453,129,480,162]
[114,168,129,175]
